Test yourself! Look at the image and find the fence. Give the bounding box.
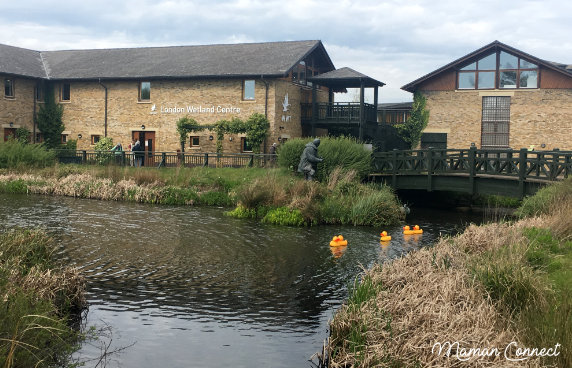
[55,150,278,168]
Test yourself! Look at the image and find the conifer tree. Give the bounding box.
[37,86,65,149]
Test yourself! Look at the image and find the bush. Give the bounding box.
[516,178,572,218]
[0,140,56,168]
[277,136,372,182]
[262,206,305,226]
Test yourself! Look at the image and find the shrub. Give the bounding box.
[516,178,572,218]
[262,206,305,226]
[199,190,234,206]
[0,139,56,168]
[277,136,372,182]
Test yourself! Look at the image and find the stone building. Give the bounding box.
[402,41,572,150]
[1,40,383,153]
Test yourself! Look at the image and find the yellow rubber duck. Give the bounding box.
[329,235,348,247]
[403,225,415,235]
[380,231,391,242]
[413,225,423,234]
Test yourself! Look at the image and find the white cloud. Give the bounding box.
[0,0,570,101]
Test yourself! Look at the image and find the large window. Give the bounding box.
[139,82,151,101]
[481,96,510,148]
[243,80,255,100]
[4,79,14,98]
[458,51,538,90]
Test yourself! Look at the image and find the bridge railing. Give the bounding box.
[54,150,277,168]
[372,147,572,182]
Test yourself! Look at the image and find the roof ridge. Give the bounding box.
[39,52,50,79]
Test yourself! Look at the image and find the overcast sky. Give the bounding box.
[1,0,570,102]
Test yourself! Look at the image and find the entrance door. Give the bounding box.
[132,131,156,167]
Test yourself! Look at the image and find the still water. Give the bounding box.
[0,193,482,367]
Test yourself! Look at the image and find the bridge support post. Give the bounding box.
[565,153,571,179]
[391,149,398,188]
[518,148,528,199]
[469,146,476,195]
[427,147,433,192]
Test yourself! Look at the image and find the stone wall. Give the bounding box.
[421,89,572,150]
[57,78,320,152]
[0,76,36,141]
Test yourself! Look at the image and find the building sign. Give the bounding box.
[281,94,291,122]
[151,104,241,115]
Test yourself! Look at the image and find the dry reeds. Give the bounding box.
[329,221,546,367]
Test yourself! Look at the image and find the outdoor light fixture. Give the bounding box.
[141,124,145,130]
[278,137,282,142]
[541,143,546,148]
[279,126,284,130]
[78,134,82,139]
[9,122,13,127]
[229,137,233,141]
[209,135,214,141]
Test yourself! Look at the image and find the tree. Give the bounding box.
[396,91,429,149]
[37,86,65,149]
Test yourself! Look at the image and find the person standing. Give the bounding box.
[269,142,277,166]
[132,140,143,167]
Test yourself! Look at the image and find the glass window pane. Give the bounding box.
[460,62,476,71]
[478,53,496,70]
[243,80,255,100]
[519,70,538,88]
[61,83,70,101]
[478,71,495,89]
[520,59,537,69]
[500,51,518,69]
[500,71,517,88]
[140,82,151,100]
[458,72,476,89]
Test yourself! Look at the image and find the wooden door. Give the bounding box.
[131,131,156,167]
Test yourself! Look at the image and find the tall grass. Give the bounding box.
[0,229,87,368]
[516,177,572,218]
[0,140,56,168]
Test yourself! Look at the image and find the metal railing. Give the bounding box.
[54,150,278,168]
[372,147,571,182]
[301,102,377,124]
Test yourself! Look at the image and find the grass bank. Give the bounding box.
[328,178,571,367]
[0,229,88,368]
[0,164,404,226]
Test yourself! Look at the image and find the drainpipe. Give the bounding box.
[33,84,37,143]
[98,79,108,137]
[261,76,269,153]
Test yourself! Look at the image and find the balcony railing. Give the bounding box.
[301,102,377,124]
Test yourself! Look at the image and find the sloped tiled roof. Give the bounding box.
[402,40,572,92]
[0,40,335,80]
[0,43,47,78]
[309,67,385,88]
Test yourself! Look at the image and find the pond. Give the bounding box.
[0,193,483,367]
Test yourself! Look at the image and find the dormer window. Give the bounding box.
[458,50,538,90]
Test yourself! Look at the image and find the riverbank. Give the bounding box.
[0,229,88,367]
[327,178,571,367]
[0,164,405,226]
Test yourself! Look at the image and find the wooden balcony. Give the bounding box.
[300,102,378,125]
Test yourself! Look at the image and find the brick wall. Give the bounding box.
[0,76,36,141]
[59,78,320,152]
[422,89,572,150]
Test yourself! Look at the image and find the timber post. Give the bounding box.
[469,146,476,195]
[427,147,433,192]
[518,148,528,198]
[391,149,398,188]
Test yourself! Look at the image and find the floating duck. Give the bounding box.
[330,235,348,247]
[380,231,391,242]
[403,225,415,235]
[413,225,423,234]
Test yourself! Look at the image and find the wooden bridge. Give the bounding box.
[370,147,571,198]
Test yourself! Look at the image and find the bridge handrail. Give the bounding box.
[372,147,571,182]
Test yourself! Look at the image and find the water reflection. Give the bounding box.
[0,193,482,368]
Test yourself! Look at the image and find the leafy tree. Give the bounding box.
[37,86,65,149]
[176,116,204,152]
[396,91,429,149]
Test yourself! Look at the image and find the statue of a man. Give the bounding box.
[297,138,323,181]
